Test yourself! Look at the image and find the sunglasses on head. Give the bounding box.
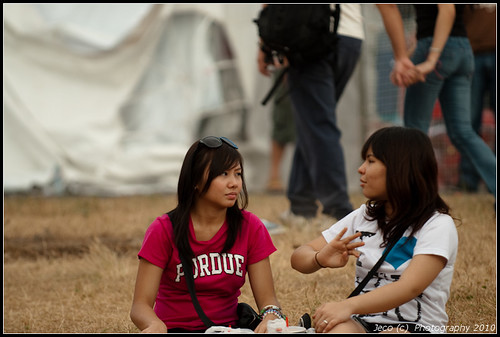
[199,136,238,149]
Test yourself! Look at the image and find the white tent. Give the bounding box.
[4,3,274,195]
[4,3,372,196]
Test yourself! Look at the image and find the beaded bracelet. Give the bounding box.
[260,305,281,315]
[261,308,286,320]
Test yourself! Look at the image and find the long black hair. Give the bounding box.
[361,126,450,247]
[169,137,249,263]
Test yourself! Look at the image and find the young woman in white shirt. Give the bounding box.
[291,126,458,333]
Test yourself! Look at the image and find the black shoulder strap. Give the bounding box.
[179,253,216,327]
[334,4,340,31]
[169,212,215,328]
[348,233,402,298]
[261,66,289,106]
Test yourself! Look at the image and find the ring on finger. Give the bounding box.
[323,320,328,325]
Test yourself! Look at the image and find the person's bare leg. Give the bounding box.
[267,140,285,192]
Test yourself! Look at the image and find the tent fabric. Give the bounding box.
[4,3,262,196]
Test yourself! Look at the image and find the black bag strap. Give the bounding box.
[179,253,216,327]
[332,4,340,34]
[168,211,215,328]
[261,66,289,106]
[348,233,402,298]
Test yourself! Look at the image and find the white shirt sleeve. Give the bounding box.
[413,213,458,263]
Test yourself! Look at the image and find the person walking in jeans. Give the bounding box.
[378,4,496,197]
[257,4,364,222]
[458,4,496,192]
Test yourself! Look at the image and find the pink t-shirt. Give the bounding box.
[138,209,277,331]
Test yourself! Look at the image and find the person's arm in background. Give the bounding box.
[257,40,272,77]
[413,4,455,77]
[256,4,271,77]
[376,4,424,87]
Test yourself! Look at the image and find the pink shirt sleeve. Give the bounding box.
[138,213,174,268]
[243,210,277,265]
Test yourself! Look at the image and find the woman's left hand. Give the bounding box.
[415,59,439,80]
[390,58,426,87]
[254,314,281,333]
[312,301,353,333]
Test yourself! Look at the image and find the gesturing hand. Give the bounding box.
[315,228,365,269]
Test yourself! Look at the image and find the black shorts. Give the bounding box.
[352,316,430,333]
[167,327,206,333]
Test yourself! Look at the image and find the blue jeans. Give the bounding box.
[404,37,496,196]
[458,51,496,190]
[286,35,362,219]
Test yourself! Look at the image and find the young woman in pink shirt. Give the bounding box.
[130,136,284,333]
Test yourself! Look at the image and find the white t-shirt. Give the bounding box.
[332,4,365,40]
[322,204,458,333]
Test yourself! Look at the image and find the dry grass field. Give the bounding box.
[3,192,497,333]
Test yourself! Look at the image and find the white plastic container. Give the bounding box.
[286,326,307,333]
[267,319,287,333]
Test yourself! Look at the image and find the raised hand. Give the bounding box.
[315,228,365,269]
